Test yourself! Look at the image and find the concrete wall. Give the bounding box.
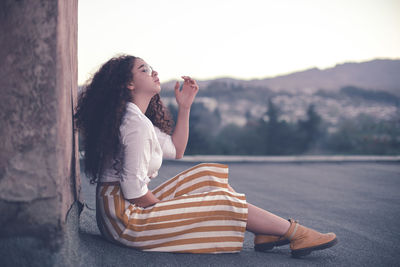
[0,0,80,257]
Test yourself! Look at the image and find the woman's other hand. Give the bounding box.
[174,76,199,109]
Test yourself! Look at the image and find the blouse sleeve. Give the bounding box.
[119,123,151,199]
[154,126,176,159]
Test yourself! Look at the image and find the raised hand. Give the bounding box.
[174,76,199,109]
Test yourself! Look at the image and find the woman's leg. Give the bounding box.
[227,184,290,236]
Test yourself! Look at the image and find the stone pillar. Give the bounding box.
[0,0,80,265]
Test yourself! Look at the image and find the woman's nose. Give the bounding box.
[152,70,158,76]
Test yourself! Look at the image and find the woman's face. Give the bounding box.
[130,58,161,96]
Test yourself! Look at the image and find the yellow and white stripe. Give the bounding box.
[96,163,248,254]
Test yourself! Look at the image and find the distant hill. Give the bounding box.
[159,58,399,130]
[161,58,400,97]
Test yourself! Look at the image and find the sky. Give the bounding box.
[78,0,400,84]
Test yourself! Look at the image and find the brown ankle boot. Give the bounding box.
[283,218,338,257]
[254,219,291,251]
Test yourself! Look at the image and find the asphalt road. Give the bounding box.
[78,160,400,266]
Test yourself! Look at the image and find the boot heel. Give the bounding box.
[254,231,291,252]
[254,242,275,251]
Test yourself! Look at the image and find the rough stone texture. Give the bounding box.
[0,0,80,252]
[0,202,81,267]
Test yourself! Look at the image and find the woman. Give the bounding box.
[73,54,338,256]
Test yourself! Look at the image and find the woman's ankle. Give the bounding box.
[279,219,291,236]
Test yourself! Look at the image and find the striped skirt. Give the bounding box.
[96,163,248,254]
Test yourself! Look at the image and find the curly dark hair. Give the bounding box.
[73,54,175,184]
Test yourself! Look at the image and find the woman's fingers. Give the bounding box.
[180,76,199,91]
[181,76,194,83]
[174,81,180,92]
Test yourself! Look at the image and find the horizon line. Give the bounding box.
[159,57,400,84]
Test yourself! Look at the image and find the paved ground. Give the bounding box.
[78,160,400,266]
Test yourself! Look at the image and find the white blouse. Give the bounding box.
[100,101,176,199]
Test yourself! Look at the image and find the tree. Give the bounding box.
[296,103,323,152]
[264,98,285,154]
[214,124,243,154]
[323,114,400,155]
[266,98,279,126]
[185,102,219,154]
[167,103,178,122]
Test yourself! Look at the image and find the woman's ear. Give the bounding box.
[127,82,135,91]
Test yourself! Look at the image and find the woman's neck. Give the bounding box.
[131,94,153,114]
